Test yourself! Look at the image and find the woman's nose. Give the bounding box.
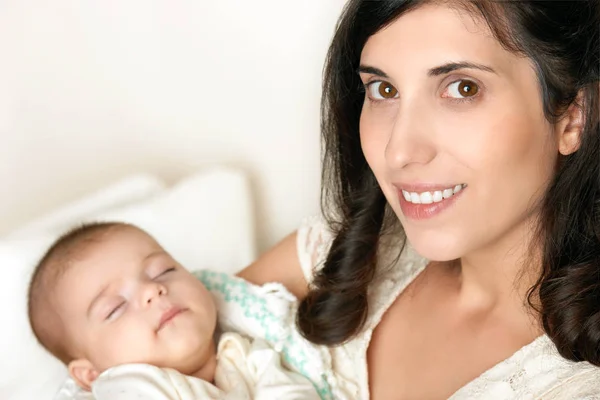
[384,104,437,170]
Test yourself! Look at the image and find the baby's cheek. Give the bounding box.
[94,326,152,369]
[88,341,118,372]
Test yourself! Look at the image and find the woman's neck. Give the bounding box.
[449,217,542,331]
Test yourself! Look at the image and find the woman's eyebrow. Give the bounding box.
[358,62,497,78]
[428,61,497,76]
[358,65,389,78]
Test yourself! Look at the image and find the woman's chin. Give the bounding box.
[405,231,466,262]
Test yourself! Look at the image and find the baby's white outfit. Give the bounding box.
[92,331,318,399]
[55,331,320,400]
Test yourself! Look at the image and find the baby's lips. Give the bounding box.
[157,306,187,331]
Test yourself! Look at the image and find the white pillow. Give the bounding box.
[7,174,166,239]
[1,167,257,400]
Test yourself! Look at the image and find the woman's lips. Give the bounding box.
[397,185,466,220]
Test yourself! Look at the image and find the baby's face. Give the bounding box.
[55,227,217,376]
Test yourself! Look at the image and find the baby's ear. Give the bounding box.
[68,359,100,392]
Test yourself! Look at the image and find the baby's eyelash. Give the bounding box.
[157,267,176,278]
[106,302,125,320]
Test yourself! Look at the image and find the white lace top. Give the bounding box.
[296,215,600,400]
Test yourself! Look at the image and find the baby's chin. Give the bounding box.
[137,334,215,374]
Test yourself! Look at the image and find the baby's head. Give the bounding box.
[27,222,217,390]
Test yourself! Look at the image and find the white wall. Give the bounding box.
[0,0,346,251]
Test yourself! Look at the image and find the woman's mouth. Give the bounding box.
[397,184,467,220]
[401,184,466,204]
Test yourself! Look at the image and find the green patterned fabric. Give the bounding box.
[194,270,334,400]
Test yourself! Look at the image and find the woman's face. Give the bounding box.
[359,4,560,261]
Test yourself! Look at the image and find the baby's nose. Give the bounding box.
[142,282,167,305]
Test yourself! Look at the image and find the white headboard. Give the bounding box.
[0,0,346,250]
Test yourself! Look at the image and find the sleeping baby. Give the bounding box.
[27,222,325,400]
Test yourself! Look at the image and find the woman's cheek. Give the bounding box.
[360,109,391,164]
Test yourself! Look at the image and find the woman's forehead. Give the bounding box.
[360,4,516,80]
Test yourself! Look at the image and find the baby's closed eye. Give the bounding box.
[105,301,126,321]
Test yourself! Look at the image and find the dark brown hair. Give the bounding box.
[297,0,600,366]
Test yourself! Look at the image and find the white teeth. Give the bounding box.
[420,192,433,204]
[410,192,421,204]
[402,184,465,205]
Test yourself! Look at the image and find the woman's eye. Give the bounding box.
[445,79,479,99]
[366,81,399,100]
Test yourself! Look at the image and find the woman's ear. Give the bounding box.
[557,90,586,156]
[68,358,100,392]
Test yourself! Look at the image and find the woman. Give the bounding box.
[240,0,600,398]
